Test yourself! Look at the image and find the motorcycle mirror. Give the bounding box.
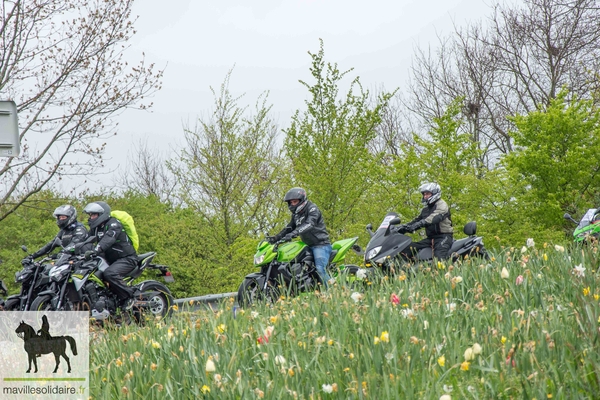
[389,217,401,225]
[366,223,372,231]
[564,213,578,224]
[21,245,28,252]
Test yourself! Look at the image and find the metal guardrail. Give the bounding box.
[174,292,236,307]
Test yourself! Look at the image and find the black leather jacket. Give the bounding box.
[31,222,90,258]
[408,199,454,237]
[88,217,136,264]
[274,200,330,246]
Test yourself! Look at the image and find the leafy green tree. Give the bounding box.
[284,40,394,237]
[503,90,600,230]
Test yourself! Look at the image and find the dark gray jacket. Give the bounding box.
[88,217,136,264]
[31,222,90,258]
[274,200,330,246]
[409,199,454,237]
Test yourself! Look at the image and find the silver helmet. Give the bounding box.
[83,201,111,229]
[53,205,77,229]
[418,182,441,205]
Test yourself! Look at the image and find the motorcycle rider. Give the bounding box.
[399,182,454,260]
[21,205,90,264]
[268,188,333,288]
[83,201,140,311]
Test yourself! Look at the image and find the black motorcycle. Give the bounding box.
[364,212,488,273]
[31,237,175,322]
[0,278,7,310]
[3,246,56,311]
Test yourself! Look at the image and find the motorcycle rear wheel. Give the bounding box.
[135,286,174,320]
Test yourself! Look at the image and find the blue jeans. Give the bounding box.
[311,244,332,288]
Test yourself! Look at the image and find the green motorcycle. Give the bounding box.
[237,237,363,307]
[565,209,600,243]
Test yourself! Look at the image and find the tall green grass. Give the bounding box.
[90,242,600,399]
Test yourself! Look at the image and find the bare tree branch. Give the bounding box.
[0,0,163,221]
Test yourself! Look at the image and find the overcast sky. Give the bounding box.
[92,0,492,190]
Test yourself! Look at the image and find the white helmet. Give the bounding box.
[419,182,441,205]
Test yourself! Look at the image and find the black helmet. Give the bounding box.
[53,205,77,229]
[83,201,111,229]
[419,182,441,205]
[284,187,308,213]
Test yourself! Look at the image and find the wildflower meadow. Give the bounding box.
[90,241,600,399]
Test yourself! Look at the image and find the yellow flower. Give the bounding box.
[201,385,210,394]
[460,361,470,371]
[151,340,161,349]
[380,331,390,343]
[327,339,334,346]
[349,353,354,359]
[398,274,407,281]
[584,287,591,296]
[437,355,445,367]
[270,316,279,324]
[595,294,599,301]
[501,336,507,344]
[543,253,548,261]
[217,324,226,333]
[288,368,295,377]
[115,359,123,367]
[374,337,380,345]
[150,363,157,371]
[437,261,445,270]
[172,304,178,311]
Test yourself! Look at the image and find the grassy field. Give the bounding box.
[90,241,600,399]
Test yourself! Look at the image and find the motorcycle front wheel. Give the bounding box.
[237,278,279,307]
[30,294,55,312]
[3,298,21,311]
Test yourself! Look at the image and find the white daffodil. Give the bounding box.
[521,246,528,254]
[526,238,535,248]
[501,267,510,279]
[350,292,363,303]
[464,347,475,361]
[322,384,333,394]
[573,264,586,278]
[205,358,216,373]
[356,269,368,279]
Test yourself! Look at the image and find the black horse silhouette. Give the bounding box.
[15,320,77,373]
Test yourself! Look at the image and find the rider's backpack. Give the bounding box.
[110,210,139,251]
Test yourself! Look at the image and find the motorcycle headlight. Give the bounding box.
[366,246,382,261]
[254,254,265,265]
[49,264,70,281]
[15,269,32,283]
